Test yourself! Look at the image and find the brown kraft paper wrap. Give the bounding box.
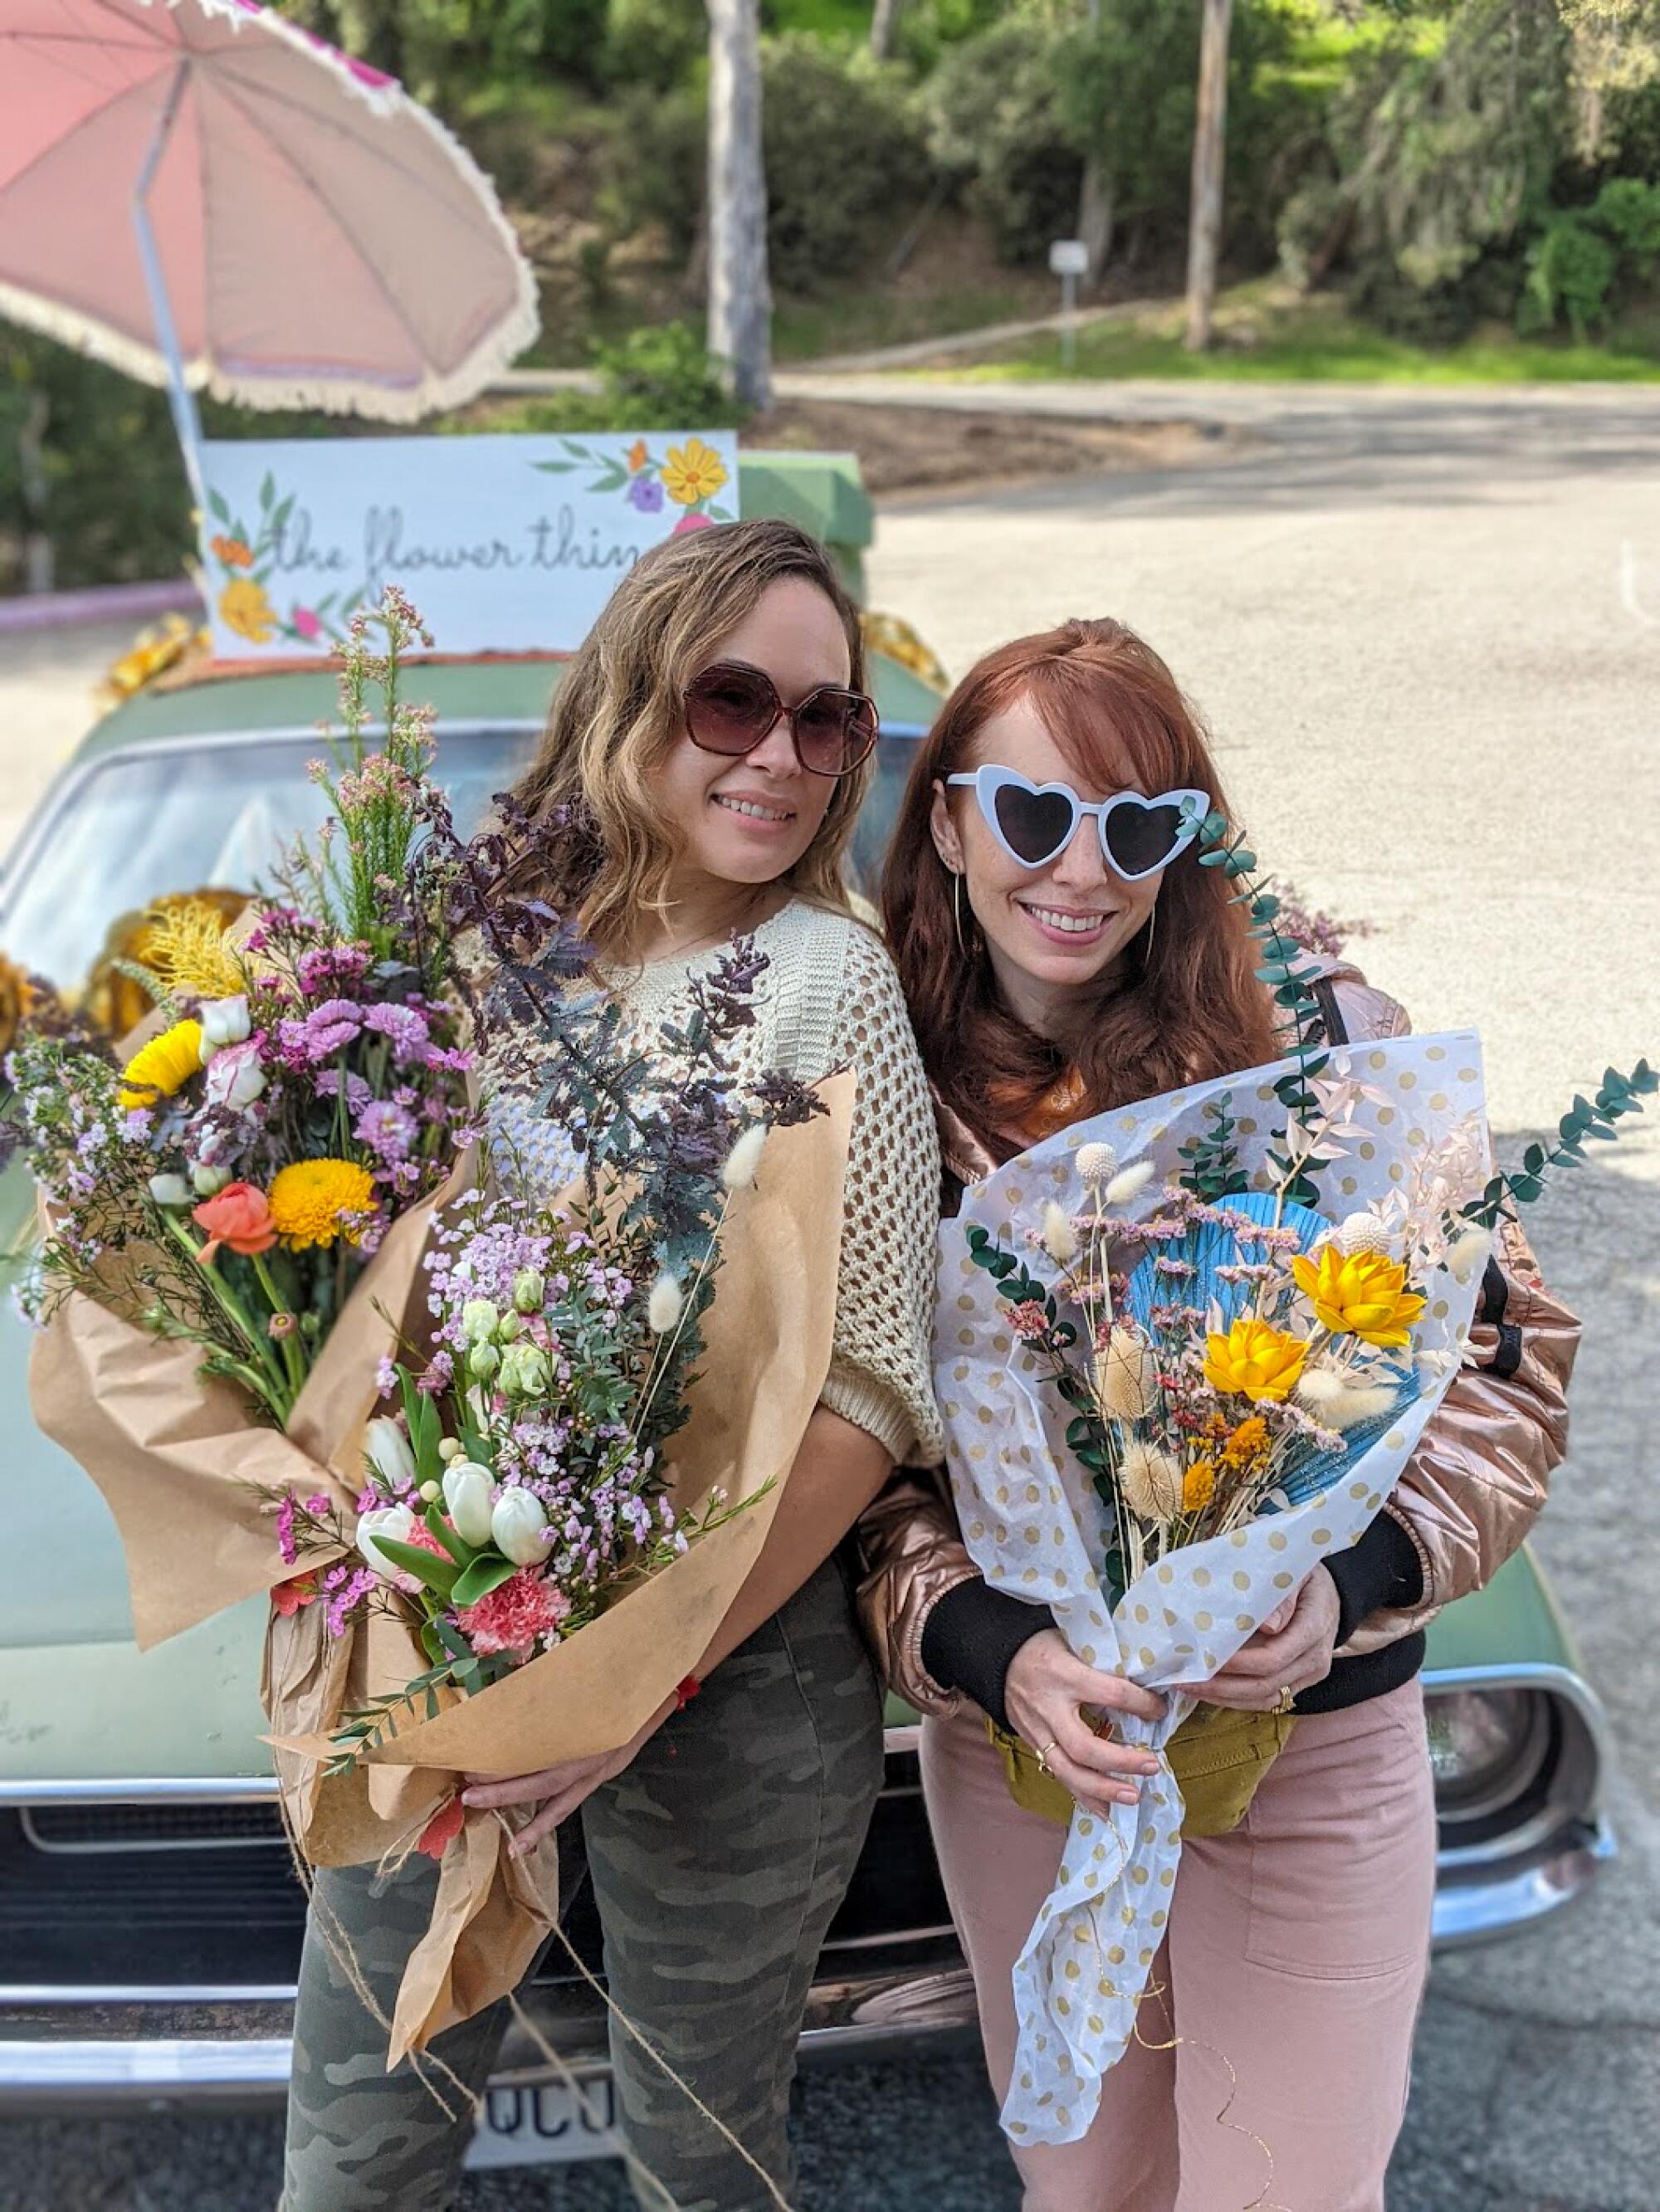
[40,1076,852,2067]
[27,1174,461,1649]
[268,1075,852,2063]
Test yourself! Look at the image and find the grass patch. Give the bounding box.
[774,281,1048,362]
[920,282,1660,386]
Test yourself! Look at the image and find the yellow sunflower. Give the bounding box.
[1204,1316,1308,1404]
[661,437,728,507]
[218,577,278,645]
[269,1159,378,1252]
[1291,1247,1427,1350]
[118,1018,204,1111]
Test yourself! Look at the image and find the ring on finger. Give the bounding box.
[1273,1684,1296,1716]
[1036,1738,1061,1778]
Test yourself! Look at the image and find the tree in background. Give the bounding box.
[1184,0,1234,348]
[706,0,774,409]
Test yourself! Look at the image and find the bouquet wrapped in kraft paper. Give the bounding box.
[37,1077,851,2068]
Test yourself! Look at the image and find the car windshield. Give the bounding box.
[0,725,919,994]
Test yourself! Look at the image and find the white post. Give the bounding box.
[133,60,207,515]
[1049,240,1089,376]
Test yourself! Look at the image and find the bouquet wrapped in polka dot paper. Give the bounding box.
[936,1031,1497,2146]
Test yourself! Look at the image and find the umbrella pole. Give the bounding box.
[132,61,207,519]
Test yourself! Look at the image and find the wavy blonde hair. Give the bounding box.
[505,519,872,950]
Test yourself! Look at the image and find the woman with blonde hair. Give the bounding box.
[282,519,944,2212]
[861,616,1579,2211]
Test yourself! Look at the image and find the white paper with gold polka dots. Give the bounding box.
[934,1033,1487,2146]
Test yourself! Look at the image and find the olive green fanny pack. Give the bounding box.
[988,1701,1296,1839]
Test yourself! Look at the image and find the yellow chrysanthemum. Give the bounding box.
[142,897,248,1000]
[218,577,278,645]
[1204,1316,1308,1403]
[269,1159,377,1252]
[81,888,249,1038]
[118,1018,204,1111]
[1182,1459,1216,1514]
[661,437,728,507]
[1291,1246,1427,1350]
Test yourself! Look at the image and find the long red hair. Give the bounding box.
[881,618,1277,1155]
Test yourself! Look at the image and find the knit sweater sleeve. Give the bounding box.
[817,923,945,1467]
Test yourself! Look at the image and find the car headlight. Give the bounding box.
[1427,1687,1552,1825]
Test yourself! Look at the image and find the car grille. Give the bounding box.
[2,1752,949,1995]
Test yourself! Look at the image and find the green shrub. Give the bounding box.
[591,321,740,422]
[603,0,706,92]
[1523,212,1619,336]
[760,39,933,291]
[922,17,1081,265]
[604,39,934,292]
[1592,175,1660,261]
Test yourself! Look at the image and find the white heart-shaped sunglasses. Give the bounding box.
[947,764,1210,881]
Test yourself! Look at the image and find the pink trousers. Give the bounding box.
[921,1678,1436,2212]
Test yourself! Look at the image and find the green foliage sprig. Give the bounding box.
[1194,809,1332,1208]
[1459,1060,1657,1229]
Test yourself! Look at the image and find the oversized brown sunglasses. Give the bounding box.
[682,661,879,779]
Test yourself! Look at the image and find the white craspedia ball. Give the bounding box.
[1339,1210,1394,1257]
[1076,1141,1118,1188]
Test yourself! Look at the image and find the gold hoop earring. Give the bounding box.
[1142,901,1158,967]
[951,869,967,955]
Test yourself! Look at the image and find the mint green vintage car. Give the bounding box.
[0,614,1614,2172]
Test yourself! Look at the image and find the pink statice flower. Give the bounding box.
[1008,1300,1051,1340]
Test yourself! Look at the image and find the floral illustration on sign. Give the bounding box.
[532,434,735,525]
[203,472,360,648]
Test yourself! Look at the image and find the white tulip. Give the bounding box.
[720,1123,768,1192]
[442,1460,496,1547]
[364,1416,416,1493]
[491,1487,550,1566]
[197,995,251,1062]
[354,1502,416,1580]
[148,1173,192,1208]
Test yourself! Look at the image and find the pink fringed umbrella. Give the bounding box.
[0,0,539,499]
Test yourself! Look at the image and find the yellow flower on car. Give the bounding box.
[269,1159,377,1251]
[1204,1316,1308,1403]
[662,437,728,507]
[1291,1246,1426,1349]
[218,578,278,645]
[118,1018,204,1111]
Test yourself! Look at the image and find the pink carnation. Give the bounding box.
[453,1570,571,1659]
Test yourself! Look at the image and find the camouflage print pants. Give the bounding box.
[281,1550,884,2212]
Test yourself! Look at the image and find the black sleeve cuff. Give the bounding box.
[1324,1511,1425,1647]
[920,1576,1056,1731]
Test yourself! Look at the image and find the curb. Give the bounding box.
[0,578,201,639]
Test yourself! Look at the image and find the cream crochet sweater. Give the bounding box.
[490,899,945,1468]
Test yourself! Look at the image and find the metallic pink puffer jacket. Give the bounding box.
[857,969,1582,1716]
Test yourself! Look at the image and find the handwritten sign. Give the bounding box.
[197,430,742,660]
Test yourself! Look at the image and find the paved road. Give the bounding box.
[2,381,1658,2209]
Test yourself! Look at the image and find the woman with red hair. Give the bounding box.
[860,618,1579,2210]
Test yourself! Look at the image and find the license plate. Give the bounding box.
[466,2073,620,2168]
